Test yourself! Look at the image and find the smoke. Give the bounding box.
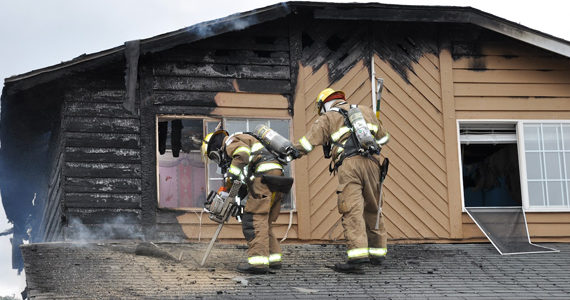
[66,216,144,243]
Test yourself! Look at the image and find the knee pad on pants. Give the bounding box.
[241,212,255,242]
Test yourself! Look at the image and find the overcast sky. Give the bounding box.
[1,0,569,296]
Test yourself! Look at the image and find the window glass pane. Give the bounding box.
[226,119,247,134]
[546,181,565,206]
[249,119,269,132]
[545,152,562,180]
[524,124,541,151]
[270,119,290,138]
[523,122,570,209]
[563,125,570,150]
[525,152,543,180]
[528,181,545,207]
[543,124,561,150]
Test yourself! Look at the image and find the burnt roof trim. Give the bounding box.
[312,3,570,57]
[4,1,570,87]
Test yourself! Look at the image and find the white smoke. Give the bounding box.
[66,216,144,243]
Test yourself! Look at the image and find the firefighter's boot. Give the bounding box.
[237,262,269,274]
[370,256,385,265]
[331,257,368,274]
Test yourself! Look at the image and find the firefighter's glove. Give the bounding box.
[288,147,302,160]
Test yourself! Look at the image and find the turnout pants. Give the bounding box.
[336,155,387,261]
[241,169,283,265]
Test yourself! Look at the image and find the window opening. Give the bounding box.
[460,123,521,207]
[459,122,558,255]
[157,117,220,209]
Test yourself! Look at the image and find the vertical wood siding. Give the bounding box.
[452,36,570,239]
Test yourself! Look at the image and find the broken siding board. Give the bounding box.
[454,83,570,97]
[65,193,141,209]
[455,97,570,111]
[453,70,570,84]
[65,132,140,149]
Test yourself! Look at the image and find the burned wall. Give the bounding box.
[59,63,144,240]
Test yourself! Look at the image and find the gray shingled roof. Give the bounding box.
[21,241,570,299]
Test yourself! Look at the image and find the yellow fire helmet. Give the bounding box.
[200,129,228,162]
[315,88,345,115]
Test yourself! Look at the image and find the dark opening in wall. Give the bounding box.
[460,123,522,208]
[462,143,522,207]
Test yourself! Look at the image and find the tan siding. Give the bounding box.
[374,53,450,240]
[299,60,377,240]
[454,40,570,241]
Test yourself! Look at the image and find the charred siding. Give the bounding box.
[150,19,292,113]
[62,88,142,233]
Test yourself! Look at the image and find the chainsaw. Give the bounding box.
[200,180,243,266]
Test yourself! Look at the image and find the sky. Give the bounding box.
[0,0,569,296]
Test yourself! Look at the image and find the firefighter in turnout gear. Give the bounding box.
[294,88,390,273]
[202,129,290,274]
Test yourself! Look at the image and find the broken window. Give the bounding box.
[156,116,294,210]
[157,117,220,209]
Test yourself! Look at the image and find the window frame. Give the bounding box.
[457,119,570,213]
[155,115,221,211]
[155,115,296,212]
[221,116,296,211]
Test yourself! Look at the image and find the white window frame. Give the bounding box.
[457,119,570,213]
[222,116,296,211]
